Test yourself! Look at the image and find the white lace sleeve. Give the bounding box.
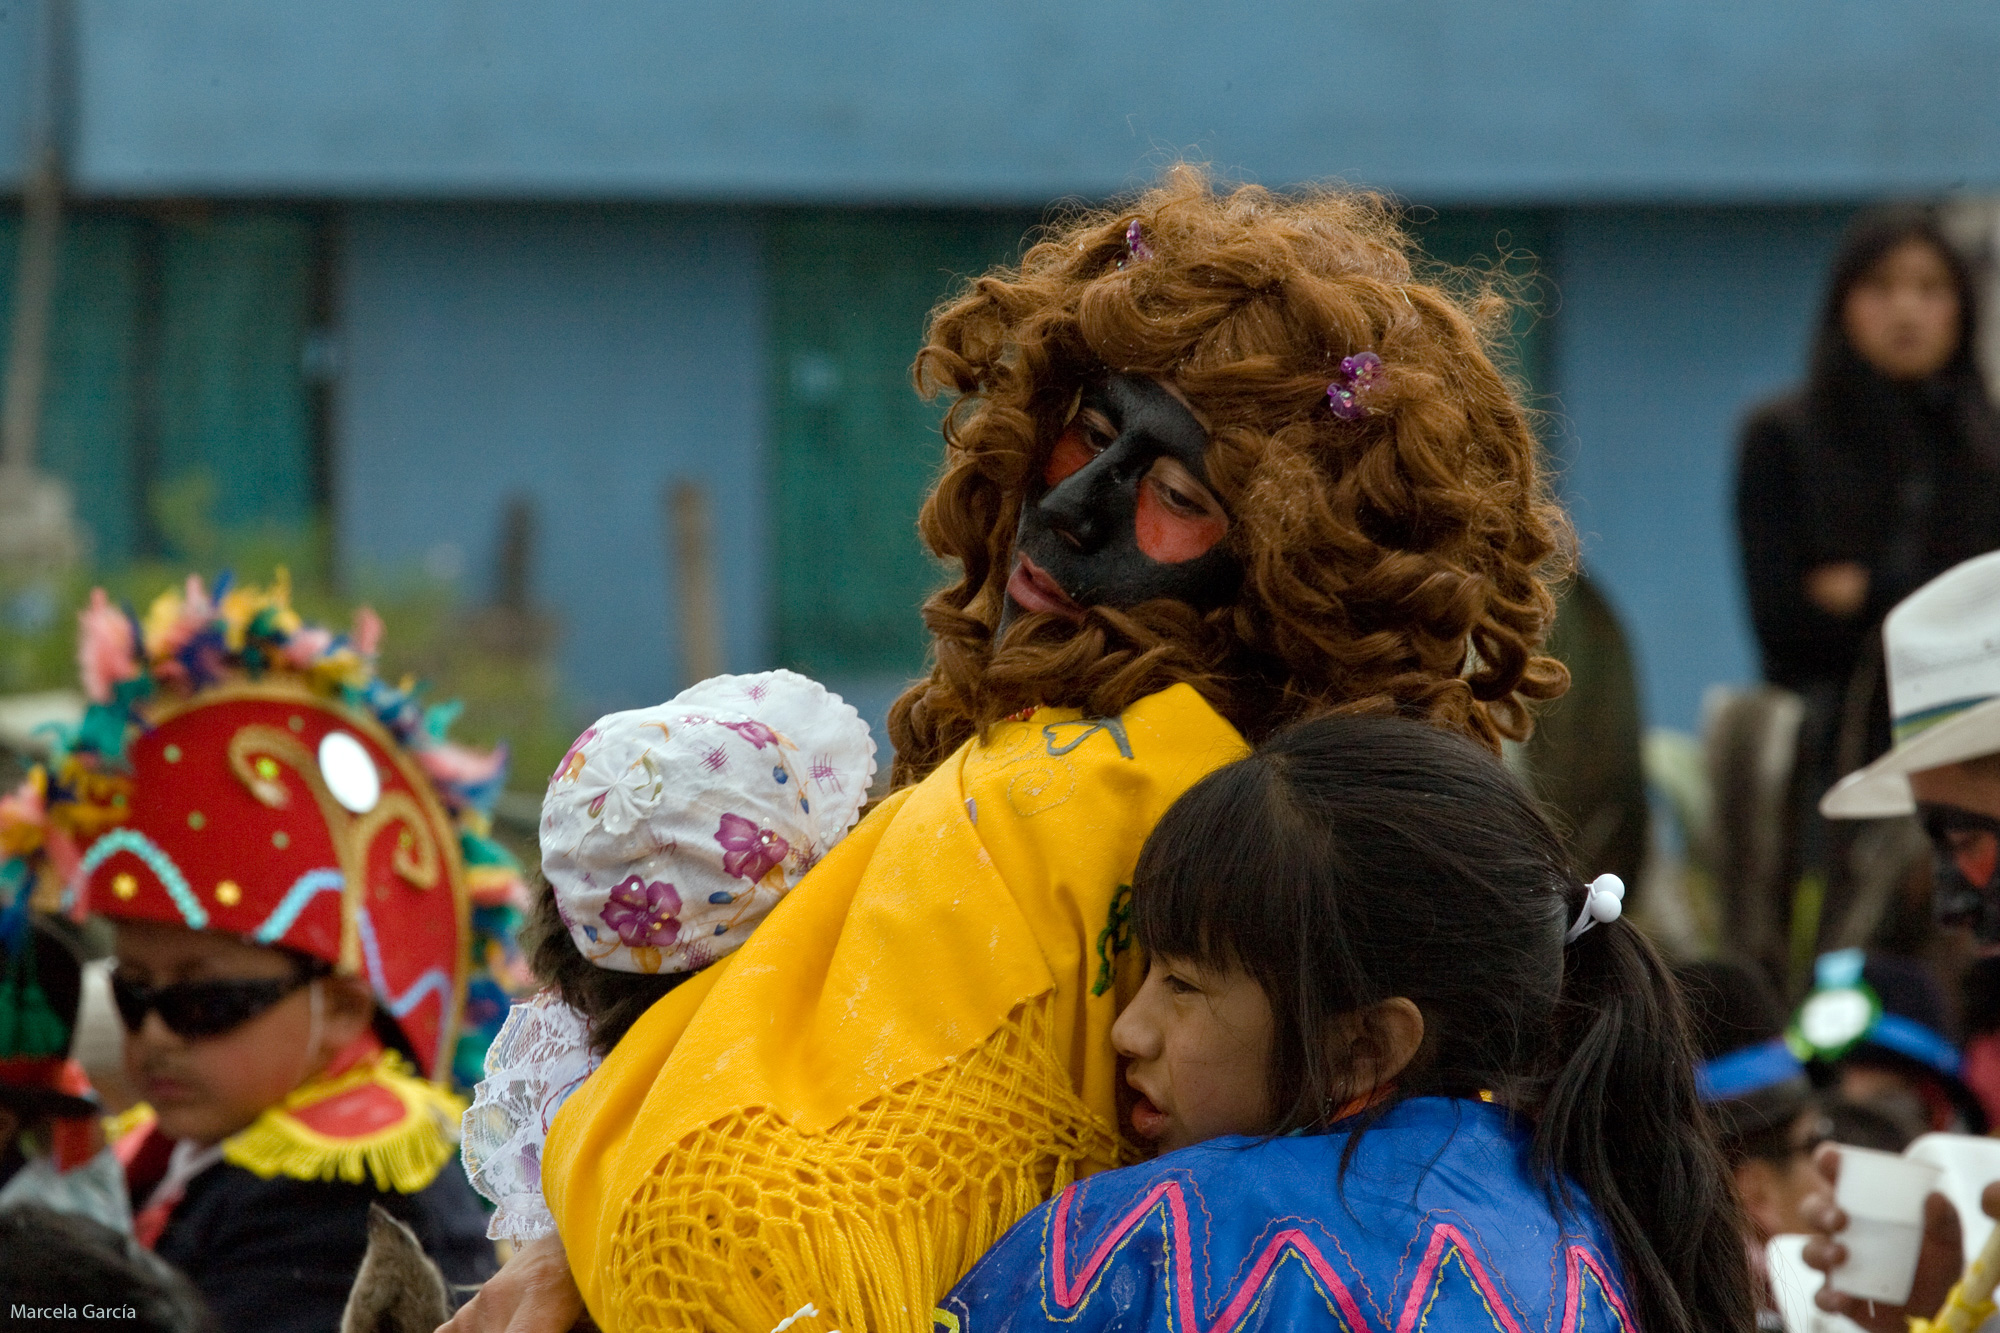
[460,992,603,1240]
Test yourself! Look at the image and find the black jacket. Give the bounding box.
[1736,384,2000,693]
[152,1157,495,1333]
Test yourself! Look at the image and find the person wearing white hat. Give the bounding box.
[1801,549,2000,1332]
[1820,548,2000,940]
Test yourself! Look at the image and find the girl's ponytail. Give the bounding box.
[1538,917,1755,1333]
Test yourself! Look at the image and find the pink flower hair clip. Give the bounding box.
[1116,219,1154,270]
[1327,351,1386,421]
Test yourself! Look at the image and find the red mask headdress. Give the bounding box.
[0,571,527,1085]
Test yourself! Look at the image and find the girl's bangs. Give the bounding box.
[1131,754,1311,972]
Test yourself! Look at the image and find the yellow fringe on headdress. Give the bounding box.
[546,684,1248,1332]
[222,1049,465,1194]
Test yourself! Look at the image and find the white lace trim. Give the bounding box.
[460,992,602,1240]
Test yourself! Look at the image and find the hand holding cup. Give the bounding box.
[1800,1143,1991,1333]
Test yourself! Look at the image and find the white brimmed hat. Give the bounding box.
[1822,550,2000,819]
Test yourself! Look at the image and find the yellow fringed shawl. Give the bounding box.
[545,684,1247,1332]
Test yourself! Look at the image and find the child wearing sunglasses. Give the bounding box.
[2,574,520,1332]
[458,669,875,1242]
[935,715,1754,1333]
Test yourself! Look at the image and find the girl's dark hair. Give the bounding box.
[1132,713,1752,1333]
[527,873,692,1057]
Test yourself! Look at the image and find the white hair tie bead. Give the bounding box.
[1563,873,1626,945]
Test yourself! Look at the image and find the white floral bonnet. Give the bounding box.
[538,669,876,974]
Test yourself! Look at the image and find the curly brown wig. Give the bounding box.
[886,167,1572,787]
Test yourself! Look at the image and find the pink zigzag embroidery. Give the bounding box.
[1046,1179,1636,1333]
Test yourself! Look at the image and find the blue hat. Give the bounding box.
[1791,949,1984,1132]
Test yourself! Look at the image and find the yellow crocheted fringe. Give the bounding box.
[601,994,1129,1333]
[222,1051,465,1194]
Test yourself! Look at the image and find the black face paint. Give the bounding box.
[1001,375,1240,631]
[1919,802,2000,942]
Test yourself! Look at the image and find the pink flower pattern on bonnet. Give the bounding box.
[537,669,876,976]
[599,875,682,948]
[716,812,789,883]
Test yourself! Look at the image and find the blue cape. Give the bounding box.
[935,1097,1635,1333]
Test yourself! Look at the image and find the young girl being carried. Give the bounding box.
[937,713,1752,1333]
[461,670,875,1240]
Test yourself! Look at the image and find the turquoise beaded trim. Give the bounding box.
[253,868,345,944]
[71,828,208,929]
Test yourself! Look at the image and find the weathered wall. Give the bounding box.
[333,205,769,717]
[0,0,1991,201]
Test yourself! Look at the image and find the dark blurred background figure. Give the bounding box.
[1515,570,1649,893]
[0,912,127,1230]
[1738,206,2000,721]
[1734,207,2000,975]
[1817,1095,1920,1154]
[1677,957,1831,1332]
[1955,956,2000,1130]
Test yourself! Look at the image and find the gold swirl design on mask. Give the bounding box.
[227,723,445,972]
[350,793,441,891]
[229,727,306,810]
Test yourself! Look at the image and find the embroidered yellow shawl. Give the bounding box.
[545,684,1247,1332]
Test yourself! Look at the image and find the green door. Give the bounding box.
[767,209,1039,686]
[0,212,146,564]
[153,212,319,536]
[0,206,320,566]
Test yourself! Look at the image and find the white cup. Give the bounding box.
[1831,1145,1943,1305]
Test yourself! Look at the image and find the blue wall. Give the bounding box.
[334,205,769,717]
[1553,206,1857,732]
[0,3,33,183]
[3,0,1992,201]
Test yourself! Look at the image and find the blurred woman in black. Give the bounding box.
[1739,208,2000,700]
[1736,208,2000,907]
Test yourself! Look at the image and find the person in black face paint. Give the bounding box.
[1804,549,2000,1333]
[1001,375,1240,629]
[878,170,1574,795]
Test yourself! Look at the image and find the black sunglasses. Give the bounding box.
[111,965,323,1040]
